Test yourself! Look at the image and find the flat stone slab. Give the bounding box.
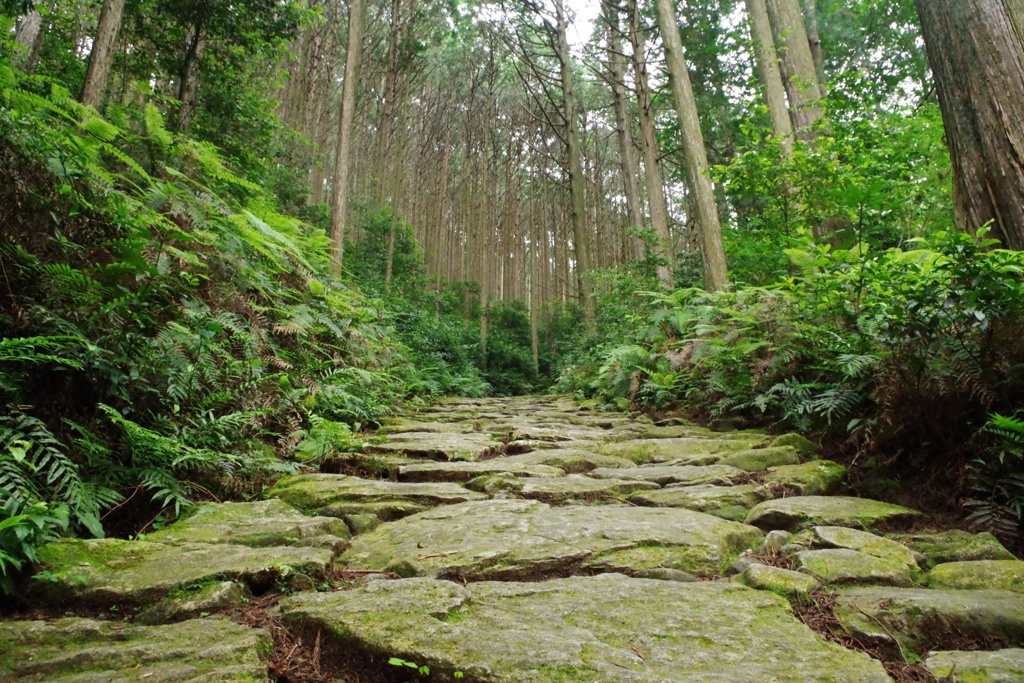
[805,526,920,567]
[834,587,1024,655]
[925,648,1024,682]
[739,563,820,597]
[794,549,916,587]
[32,538,333,605]
[597,437,763,464]
[279,574,889,682]
[146,499,350,548]
[366,432,501,461]
[629,484,764,512]
[746,496,923,532]
[340,499,763,579]
[927,560,1024,592]
[589,464,745,486]
[397,461,565,483]
[377,418,477,434]
[494,449,636,473]
[0,617,267,682]
[716,446,800,472]
[267,473,486,515]
[761,461,846,496]
[467,473,658,504]
[889,530,1016,568]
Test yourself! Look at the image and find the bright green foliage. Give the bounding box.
[0,60,415,580]
[567,231,1024,523]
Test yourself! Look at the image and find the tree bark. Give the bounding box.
[14,9,45,74]
[174,21,206,133]
[628,0,675,286]
[653,0,728,292]
[915,0,1024,250]
[744,0,793,155]
[602,0,646,262]
[801,0,825,86]
[329,0,367,272]
[80,0,126,110]
[765,0,824,138]
[554,0,594,317]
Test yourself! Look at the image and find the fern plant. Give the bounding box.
[965,413,1024,544]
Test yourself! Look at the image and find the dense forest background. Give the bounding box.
[2,0,1023,587]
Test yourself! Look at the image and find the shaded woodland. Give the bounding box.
[2,0,1024,582]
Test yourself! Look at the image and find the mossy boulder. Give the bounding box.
[340,499,763,579]
[266,473,486,514]
[770,433,820,457]
[629,484,764,512]
[279,574,889,682]
[136,580,250,625]
[717,446,800,472]
[834,587,1024,656]
[746,496,923,532]
[366,431,502,461]
[925,648,1024,682]
[397,460,565,483]
[588,464,745,487]
[464,473,658,504]
[495,449,636,473]
[738,563,820,597]
[888,530,1016,569]
[927,560,1024,592]
[146,499,349,548]
[596,437,762,465]
[32,538,332,606]
[0,617,268,681]
[794,549,916,587]
[809,526,920,568]
[760,461,846,496]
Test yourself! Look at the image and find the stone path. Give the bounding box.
[3,395,1024,682]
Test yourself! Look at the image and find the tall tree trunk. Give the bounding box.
[554,0,593,318]
[744,0,793,155]
[653,0,728,292]
[765,0,824,138]
[915,0,1024,250]
[329,0,367,272]
[801,0,825,86]
[602,0,646,260]
[628,0,675,285]
[14,9,45,74]
[80,0,126,110]
[175,21,205,133]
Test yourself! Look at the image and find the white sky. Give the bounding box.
[565,0,601,48]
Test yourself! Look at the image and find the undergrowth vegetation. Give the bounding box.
[560,102,1024,548]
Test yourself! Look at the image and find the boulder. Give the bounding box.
[794,549,916,587]
[397,461,565,483]
[717,446,800,472]
[925,648,1024,682]
[739,563,820,597]
[927,560,1024,592]
[834,587,1024,655]
[365,431,502,461]
[32,538,332,606]
[808,527,920,568]
[760,461,846,496]
[464,473,659,504]
[0,617,267,681]
[629,484,764,512]
[888,530,1016,569]
[266,473,486,514]
[588,464,745,487]
[146,499,350,548]
[746,496,923,532]
[340,499,763,579]
[279,574,890,682]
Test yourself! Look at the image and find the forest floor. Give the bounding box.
[3,396,1024,682]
